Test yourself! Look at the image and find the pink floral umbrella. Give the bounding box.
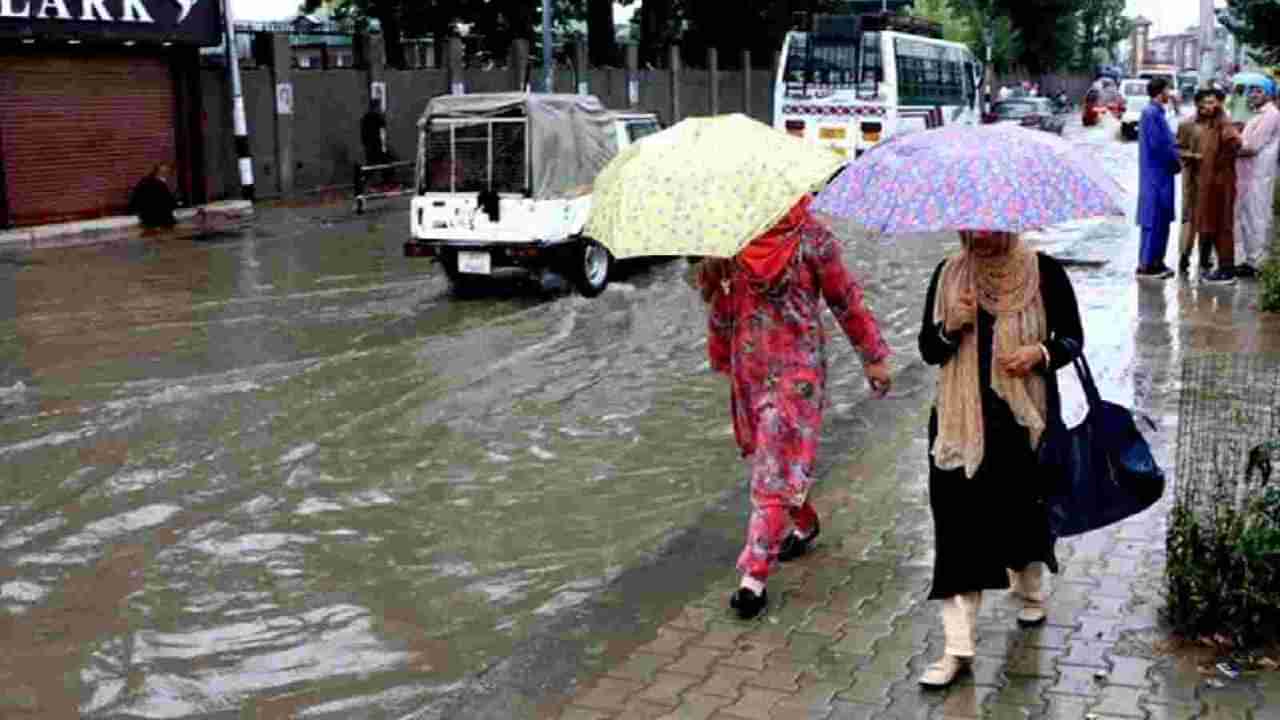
[813,125,1127,235]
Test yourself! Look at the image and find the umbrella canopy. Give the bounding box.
[1232,71,1272,91]
[584,114,845,259]
[813,125,1126,235]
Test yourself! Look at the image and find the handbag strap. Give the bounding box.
[1056,338,1101,409]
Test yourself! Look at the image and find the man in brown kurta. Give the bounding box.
[1176,115,1208,273]
[1191,89,1244,284]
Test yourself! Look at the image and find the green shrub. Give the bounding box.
[1166,446,1280,647]
[1262,244,1280,312]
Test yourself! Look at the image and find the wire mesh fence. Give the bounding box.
[1168,353,1280,645]
[1174,353,1280,517]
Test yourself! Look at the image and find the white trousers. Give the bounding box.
[940,563,1044,657]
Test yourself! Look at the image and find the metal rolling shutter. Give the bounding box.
[0,53,176,227]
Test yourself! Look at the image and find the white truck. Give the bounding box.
[404,93,661,296]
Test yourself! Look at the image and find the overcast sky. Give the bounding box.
[1126,0,1223,37]
[229,0,637,24]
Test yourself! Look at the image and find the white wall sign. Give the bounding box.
[275,82,294,116]
[370,81,387,111]
[628,78,640,106]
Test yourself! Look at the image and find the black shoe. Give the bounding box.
[729,587,768,620]
[1178,256,1190,276]
[778,521,821,562]
[1236,264,1258,279]
[1203,268,1237,285]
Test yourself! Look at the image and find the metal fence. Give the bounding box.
[1175,354,1280,520]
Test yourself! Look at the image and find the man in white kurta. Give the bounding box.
[1234,86,1280,277]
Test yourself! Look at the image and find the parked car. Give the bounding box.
[983,98,1065,135]
[1119,78,1175,141]
[403,93,661,297]
[1083,86,1125,127]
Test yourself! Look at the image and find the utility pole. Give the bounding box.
[542,0,553,92]
[223,0,254,201]
[1200,0,1217,88]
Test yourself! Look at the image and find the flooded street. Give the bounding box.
[1,117,1278,719]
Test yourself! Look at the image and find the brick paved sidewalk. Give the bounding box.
[550,374,1280,720]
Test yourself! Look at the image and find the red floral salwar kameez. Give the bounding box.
[707,210,890,582]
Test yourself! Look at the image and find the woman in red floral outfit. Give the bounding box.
[700,196,892,619]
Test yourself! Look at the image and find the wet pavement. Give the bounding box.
[0,116,1278,719]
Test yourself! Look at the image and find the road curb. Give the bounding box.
[0,201,255,252]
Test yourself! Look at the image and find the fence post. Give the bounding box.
[625,44,640,108]
[742,49,753,119]
[574,41,589,95]
[446,37,465,95]
[266,32,294,196]
[510,39,530,91]
[669,45,681,124]
[708,47,719,116]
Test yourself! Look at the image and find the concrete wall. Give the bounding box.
[292,71,367,190]
[198,35,781,201]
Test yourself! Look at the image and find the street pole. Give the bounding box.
[223,0,254,201]
[983,26,994,112]
[1200,0,1217,88]
[542,0,553,93]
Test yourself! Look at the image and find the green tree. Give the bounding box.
[910,0,974,44]
[1074,0,1131,71]
[1219,0,1280,66]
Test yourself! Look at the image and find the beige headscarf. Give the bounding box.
[931,234,1049,479]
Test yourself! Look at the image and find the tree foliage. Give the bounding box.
[301,0,1133,75]
[1220,0,1280,66]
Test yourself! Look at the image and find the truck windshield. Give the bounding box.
[420,118,528,194]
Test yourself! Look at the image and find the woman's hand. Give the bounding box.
[864,361,892,398]
[945,288,976,334]
[998,345,1045,378]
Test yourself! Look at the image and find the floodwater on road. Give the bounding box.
[0,118,1277,719]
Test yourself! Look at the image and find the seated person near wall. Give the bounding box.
[129,164,178,228]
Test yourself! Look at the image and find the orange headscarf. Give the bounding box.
[736,195,813,285]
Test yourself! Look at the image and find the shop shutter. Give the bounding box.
[0,52,176,227]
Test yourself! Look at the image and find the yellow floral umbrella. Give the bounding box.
[585,114,846,259]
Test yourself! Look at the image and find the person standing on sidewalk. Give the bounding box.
[700,196,892,621]
[1191,88,1244,285]
[1233,83,1280,279]
[1136,78,1181,280]
[916,231,1084,688]
[1175,110,1209,275]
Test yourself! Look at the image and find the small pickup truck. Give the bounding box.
[404,93,661,296]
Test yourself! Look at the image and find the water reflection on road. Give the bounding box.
[0,120,1277,718]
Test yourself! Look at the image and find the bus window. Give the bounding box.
[861,32,883,84]
[784,33,809,85]
[895,37,967,106]
[810,35,858,86]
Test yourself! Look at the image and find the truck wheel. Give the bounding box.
[571,238,612,298]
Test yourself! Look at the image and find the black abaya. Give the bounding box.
[918,252,1084,600]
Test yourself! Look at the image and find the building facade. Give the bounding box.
[0,0,225,227]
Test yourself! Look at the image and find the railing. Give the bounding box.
[352,160,416,214]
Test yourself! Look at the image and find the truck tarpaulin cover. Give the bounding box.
[418,93,617,201]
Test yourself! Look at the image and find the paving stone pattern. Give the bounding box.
[553,391,1280,720]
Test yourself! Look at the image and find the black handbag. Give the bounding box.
[1037,342,1165,538]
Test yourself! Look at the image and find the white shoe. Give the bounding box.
[919,655,972,688]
